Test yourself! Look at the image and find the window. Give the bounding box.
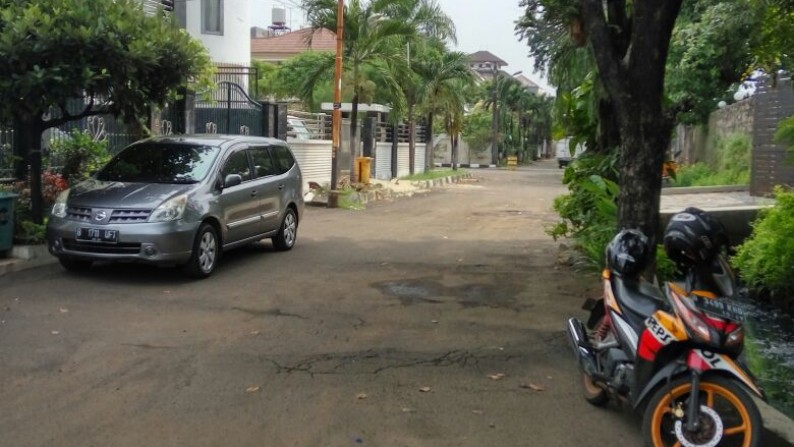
[221,151,251,183]
[271,146,295,174]
[249,147,277,179]
[202,0,223,35]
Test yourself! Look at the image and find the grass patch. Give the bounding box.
[743,331,794,419]
[337,188,366,211]
[400,169,466,181]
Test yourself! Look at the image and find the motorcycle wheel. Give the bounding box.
[582,316,608,406]
[642,375,762,447]
[581,372,608,406]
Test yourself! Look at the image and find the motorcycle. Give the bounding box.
[567,223,764,447]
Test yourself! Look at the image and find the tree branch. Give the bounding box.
[45,96,110,129]
[580,0,629,109]
[627,0,683,108]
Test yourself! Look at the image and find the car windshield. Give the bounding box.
[96,143,220,184]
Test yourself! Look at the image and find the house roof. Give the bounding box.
[468,51,508,67]
[251,28,336,58]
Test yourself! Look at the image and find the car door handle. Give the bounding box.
[250,190,258,197]
[278,184,285,190]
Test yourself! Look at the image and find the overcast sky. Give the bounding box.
[249,0,552,93]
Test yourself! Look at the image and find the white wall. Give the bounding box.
[185,0,250,65]
[288,140,332,193]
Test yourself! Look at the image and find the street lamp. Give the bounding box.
[491,69,523,166]
[329,0,345,207]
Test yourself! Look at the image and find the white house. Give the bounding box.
[181,0,251,66]
[141,0,250,66]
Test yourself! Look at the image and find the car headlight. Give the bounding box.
[149,194,188,222]
[51,189,70,218]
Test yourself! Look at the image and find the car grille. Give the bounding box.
[66,207,152,223]
[62,239,142,255]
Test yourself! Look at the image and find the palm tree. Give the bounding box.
[436,78,475,170]
[302,0,415,180]
[413,50,473,171]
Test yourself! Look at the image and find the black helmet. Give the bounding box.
[663,207,729,265]
[606,229,651,276]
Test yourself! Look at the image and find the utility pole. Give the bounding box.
[329,0,344,207]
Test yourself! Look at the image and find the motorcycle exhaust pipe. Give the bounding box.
[567,317,598,376]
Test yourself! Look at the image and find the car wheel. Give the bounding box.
[183,223,219,279]
[59,256,93,272]
[272,208,297,251]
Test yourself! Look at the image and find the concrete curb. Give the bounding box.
[662,185,751,195]
[306,172,472,207]
[757,398,794,446]
[0,244,57,277]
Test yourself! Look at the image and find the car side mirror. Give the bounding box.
[224,174,243,188]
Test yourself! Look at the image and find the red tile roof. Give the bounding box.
[251,28,336,59]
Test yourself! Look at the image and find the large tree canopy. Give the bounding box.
[0,0,212,221]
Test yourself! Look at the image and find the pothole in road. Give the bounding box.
[373,279,520,309]
[374,280,445,305]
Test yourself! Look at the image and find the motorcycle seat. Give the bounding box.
[612,276,665,330]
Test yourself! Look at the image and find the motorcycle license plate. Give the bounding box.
[692,295,745,322]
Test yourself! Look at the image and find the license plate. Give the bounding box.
[692,295,745,322]
[76,227,118,243]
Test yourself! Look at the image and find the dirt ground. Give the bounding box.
[0,160,646,446]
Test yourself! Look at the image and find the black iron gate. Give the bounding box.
[195,81,267,136]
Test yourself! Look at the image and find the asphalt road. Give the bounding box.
[0,160,645,446]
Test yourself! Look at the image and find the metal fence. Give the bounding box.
[0,126,14,181]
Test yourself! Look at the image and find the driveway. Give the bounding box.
[0,160,644,446]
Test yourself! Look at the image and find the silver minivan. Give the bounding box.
[47,135,304,278]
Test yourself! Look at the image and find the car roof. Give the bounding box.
[144,134,288,148]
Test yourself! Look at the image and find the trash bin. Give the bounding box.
[0,191,19,252]
[355,157,374,184]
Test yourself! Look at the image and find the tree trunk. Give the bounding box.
[408,103,415,175]
[580,0,683,247]
[349,93,360,182]
[451,133,459,170]
[18,117,45,224]
[617,111,671,245]
[595,99,621,154]
[425,113,434,171]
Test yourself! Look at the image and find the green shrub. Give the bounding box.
[775,116,794,162]
[733,187,794,302]
[48,129,111,182]
[548,152,620,270]
[673,133,751,187]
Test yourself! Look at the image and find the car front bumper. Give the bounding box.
[47,217,200,265]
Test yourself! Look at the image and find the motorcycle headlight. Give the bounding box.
[51,189,70,218]
[149,194,188,223]
[672,294,713,344]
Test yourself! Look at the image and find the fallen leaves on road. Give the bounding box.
[488,373,506,381]
[418,387,431,393]
[520,383,545,392]
[246,386,260,393]
[356,393,368,400]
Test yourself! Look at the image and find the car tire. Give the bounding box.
[272,208,297,251]
[59,256,93,272]
[183,223,219,279]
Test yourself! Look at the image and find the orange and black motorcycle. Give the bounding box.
[567,209,764,447]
